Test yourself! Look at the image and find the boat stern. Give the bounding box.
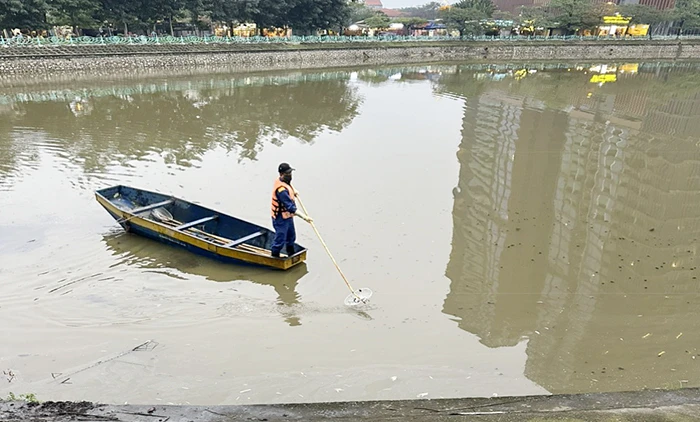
[235,248,308,270]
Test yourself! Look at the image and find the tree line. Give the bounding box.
[439,0,700,38]
[0,0,357,36]
[3,0,700,38]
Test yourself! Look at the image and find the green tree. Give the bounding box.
[398,2,442,20]
[97,0,138,34]
[364,13,390,29]
[454,0,495,17]
[225,0,291,34]
[619,4,667,39]
[347,1,376,24]
[672,0,700,38]
[48,0,99,33]
[287,0,350,34]
[256,0,292,32]
[0,0,49,30]
[547,0,599,34]
[209,0,245,31]
[393,16,428,33]
[439,5,487,36]
[137,0,185,35]
[209,0,284,35]
[492,10,513,21]
[184,0,213,34]
[517,5,552,34]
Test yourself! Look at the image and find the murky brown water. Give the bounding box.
[1,62,699,405]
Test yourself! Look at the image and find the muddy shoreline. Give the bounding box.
[3,388,700,421]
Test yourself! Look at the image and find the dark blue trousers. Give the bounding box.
[271,216,296,255]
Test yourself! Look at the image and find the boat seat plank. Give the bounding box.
[130,199,174,215]
[175,216,218,231]
[225,231,264,248]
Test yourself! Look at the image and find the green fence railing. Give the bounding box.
[2,34,700,47]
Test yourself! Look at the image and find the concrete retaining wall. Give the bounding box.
[1,40,700,75]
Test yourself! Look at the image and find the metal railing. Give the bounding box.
[3,34,700,47]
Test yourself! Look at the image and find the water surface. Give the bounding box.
[1,62,698,404]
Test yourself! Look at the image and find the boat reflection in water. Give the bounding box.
[102,231,308,326]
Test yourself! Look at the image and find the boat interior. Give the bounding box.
[97,185,302,257]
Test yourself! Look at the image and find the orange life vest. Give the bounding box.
[271,177,296,219]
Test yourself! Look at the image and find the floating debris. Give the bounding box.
[455,412,506,415]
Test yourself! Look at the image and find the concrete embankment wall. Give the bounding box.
[1,40,699,75]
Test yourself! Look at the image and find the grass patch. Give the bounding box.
[3,392,39,403]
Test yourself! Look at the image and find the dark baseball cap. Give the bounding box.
[278,162,295,174]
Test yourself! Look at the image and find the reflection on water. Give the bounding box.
[1,62,700,402]
[102,232,308,326]
[0,71,362,189]
[439,62,700,393]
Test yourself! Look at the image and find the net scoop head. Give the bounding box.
[344,288,373,307]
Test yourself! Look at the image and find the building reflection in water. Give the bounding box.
[438,63,700,394]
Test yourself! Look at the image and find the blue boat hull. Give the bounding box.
[97,185,307,270]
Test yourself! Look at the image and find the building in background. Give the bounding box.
[635,0,676,9]
[494,0,675,12]
[492,0,548,13]
[364,0,384,9]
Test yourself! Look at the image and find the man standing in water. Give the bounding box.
[271,163,312,258]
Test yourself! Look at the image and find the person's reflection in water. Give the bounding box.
[102,232,309,326]
[263,264,306,326]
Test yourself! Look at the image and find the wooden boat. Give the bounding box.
[95,185,307,270]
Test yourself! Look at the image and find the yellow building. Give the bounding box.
[627,24,649,37]
[597,14,649,37]
[598,14,631,36]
